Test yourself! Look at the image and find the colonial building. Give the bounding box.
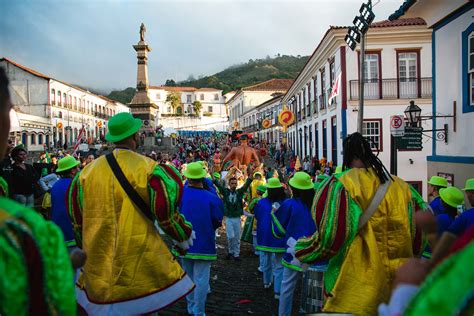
[284,18,433,197]
[0,57,129,151]
[227,79,294,131]
[240,94,285,147]
[390,0,474,191]
[145,86,227,131]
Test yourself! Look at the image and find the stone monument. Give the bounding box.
[129,23,158,129]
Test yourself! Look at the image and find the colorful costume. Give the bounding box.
[68,149,194,314]
[0,176,8,197]
[295,168,425,316]
[177,184,224,315]
[0,197,76,315]
[51,177,76,247]
[255,197,287,295]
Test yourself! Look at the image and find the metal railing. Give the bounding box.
[349,78,432,100]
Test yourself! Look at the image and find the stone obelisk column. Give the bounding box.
[129,23,157,129]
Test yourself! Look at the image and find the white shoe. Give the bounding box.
[274,294,280,299]
[264,283,272,289]
[258,266,263,272]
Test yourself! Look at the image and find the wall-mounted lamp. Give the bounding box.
[403,100,456,144]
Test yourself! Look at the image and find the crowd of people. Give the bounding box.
[0,66,473,316]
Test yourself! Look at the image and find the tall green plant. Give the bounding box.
[166,92,181,114]
[192,100,202,116]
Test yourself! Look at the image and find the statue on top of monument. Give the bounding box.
[140,23,146,42]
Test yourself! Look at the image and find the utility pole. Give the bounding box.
[358,33,365,134]
[344,0,374,134]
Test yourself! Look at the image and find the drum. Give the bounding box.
[299,264,327,314]
[240,216,254,244]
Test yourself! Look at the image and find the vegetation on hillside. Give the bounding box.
[107,87,136,104]
[179,55,308,94]
[106,55,308,103]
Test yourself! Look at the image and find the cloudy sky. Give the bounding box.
[0,0,403,93]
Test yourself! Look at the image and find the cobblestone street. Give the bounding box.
[160,227,302,316]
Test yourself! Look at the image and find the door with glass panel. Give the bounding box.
[364,54,379,99]
[398,52,418,98]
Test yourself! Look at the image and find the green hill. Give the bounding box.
[107,55,308,103]
[107,87,136,104]
[179,55,308,93]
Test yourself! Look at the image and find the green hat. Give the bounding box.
[462,178,474,191]
[439,187,464,208]
[253,171,262,178]
[105,112,142,143]
[334,166,343,174]
[257,185,267,193]
[213,172,221,179]
[267,178,283,189]
[289,171,314,190]
[183,162,207,179]
[55,156,80,173]
[428,176,448,188]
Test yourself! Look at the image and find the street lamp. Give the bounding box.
[403,99,456,144]
[404,100,422,127]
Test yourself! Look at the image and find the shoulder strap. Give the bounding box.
[105,152,154,222]
[358,177,391,230]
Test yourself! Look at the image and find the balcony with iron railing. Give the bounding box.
[349,78,432,100]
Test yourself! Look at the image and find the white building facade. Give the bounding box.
[391,0,474,192]
[284,19,433,197]
[148,86,228,131]
[227,79,293,131]
[1,57,129,151]
[240,95,285,147]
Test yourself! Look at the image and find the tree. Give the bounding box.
[165,79,177,86]
[192,100,202,116]
[166,92,181,114]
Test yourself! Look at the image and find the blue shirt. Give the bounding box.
[179,186,224,260]
[184,178,218,196]
[436,213,455,237]
[447,208,474,236]
[430,196,445,216]
[51,177,75,243]
[254,198,287,252]
[272,198,317,267]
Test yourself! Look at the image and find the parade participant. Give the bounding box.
[428,175,448,215]
[247,185,266,249]
[448,178,474,236]
[270,172,316,316]
[379,235,474,316]
[0,66,76,315]
[67,112,195,314]
[213,167,253,261]
[249,171,266,199]
[430,179,474,265]
[9,145,40,207]
[85,154,95,165]
[254,178,287,298]
[222,134,260,170]
[293,132,426,316]
[178,162,224,316]
[435,186,464,237]
[50,156,81,248]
